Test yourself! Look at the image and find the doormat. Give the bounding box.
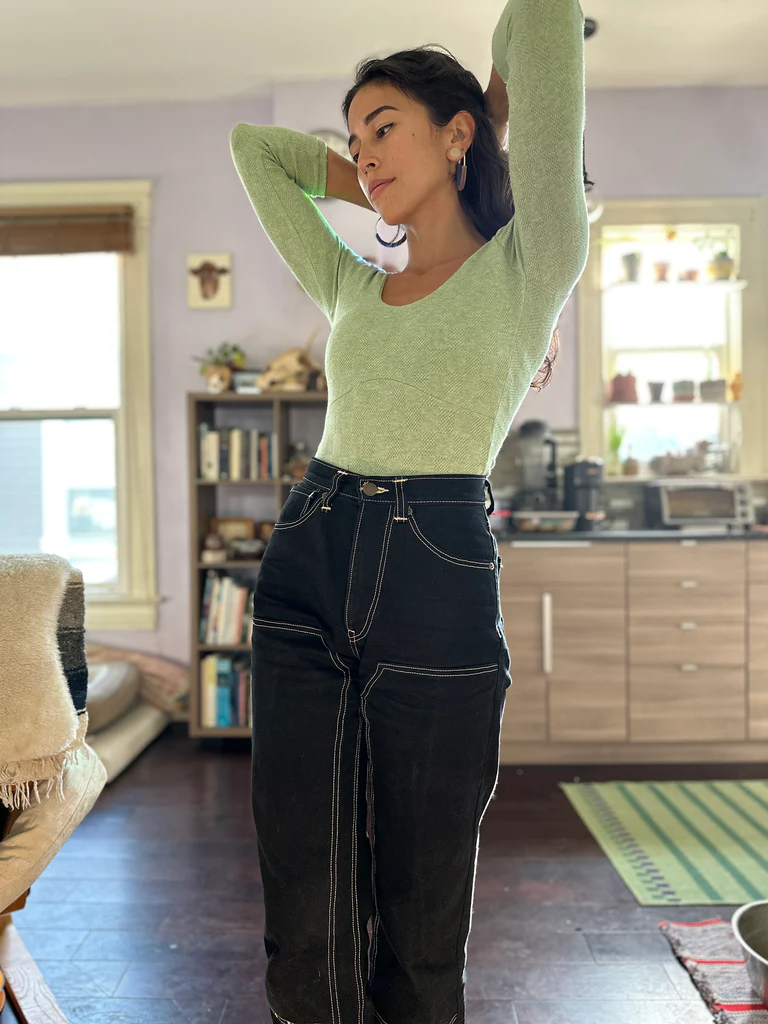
[660,918,768,1023]
[561,780,768,905]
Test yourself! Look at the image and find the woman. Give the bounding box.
[231,0,589,1021]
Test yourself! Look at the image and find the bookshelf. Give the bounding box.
[187,389,328,738]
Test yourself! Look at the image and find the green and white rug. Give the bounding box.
[561,780,768,906]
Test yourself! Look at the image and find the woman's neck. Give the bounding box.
[397,191,487,277]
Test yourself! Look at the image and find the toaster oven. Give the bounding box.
[644,479,754,529]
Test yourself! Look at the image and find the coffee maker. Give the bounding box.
[564,458,606,531]
[510,420,559,511]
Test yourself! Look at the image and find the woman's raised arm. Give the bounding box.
[490,0,589,304]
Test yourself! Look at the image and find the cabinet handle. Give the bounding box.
[681,664,699,672]
[680,580,698,589]
[680,622,698,630]
[542,592,553,675]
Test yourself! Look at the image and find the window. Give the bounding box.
[578,199,768,482]
[0,181,158,630]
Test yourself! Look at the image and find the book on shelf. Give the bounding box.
[199,424,279,482]
[200,570,255,646]
[201,653,251,728]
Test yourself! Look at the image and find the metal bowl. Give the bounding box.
[731,900,768,1007]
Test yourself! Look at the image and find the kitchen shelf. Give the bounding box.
[602,473,764,484]
[604,279,748,292]
[605,401,740,408]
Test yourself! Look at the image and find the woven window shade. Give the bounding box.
[0,204,134,255]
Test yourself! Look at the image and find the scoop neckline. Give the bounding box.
[376,239,491,310]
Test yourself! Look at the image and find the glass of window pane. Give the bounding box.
[0,253,121,411]
[0,418,118,584]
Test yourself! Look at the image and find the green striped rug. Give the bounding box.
[561,780,768,906]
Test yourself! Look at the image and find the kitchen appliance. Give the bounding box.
[644,478,754,530]
[732,901,768,1009]
[564,458,606,532]
[510,420,558,511]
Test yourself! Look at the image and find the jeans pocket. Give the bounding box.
[406,501,496,570]
[273,484,325,530]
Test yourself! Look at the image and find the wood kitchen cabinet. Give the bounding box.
[627,542,746,743]
[499,545,626,745]
[497,537,768,763]
[749,542,768,739]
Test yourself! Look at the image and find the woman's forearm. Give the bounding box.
[326,149,376,211]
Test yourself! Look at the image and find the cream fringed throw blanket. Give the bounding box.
[0,554,93,810]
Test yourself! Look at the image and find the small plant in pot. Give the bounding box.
[606,422,626,476]
[193,342,246,393]
[706,250,735,281]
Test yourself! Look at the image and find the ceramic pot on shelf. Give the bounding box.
[608,373,638,404]
[706,252,735,281]
[204,364,233,393]
[672,380,696,403]
[621,252,642,283]
[700,379,727,403]
[653,262,671,283]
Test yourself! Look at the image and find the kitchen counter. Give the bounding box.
[495,528,768,765]
[497,528,768,544]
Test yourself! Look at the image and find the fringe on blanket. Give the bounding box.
[0,712,91,811]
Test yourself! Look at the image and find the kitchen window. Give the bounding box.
[578,199,768,482]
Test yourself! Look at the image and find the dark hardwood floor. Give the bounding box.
[12,725,765,1024]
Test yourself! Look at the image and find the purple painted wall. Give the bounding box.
[2,83,766,659]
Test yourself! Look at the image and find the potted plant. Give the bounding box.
[653,261,671,283]
[608,372,638,404]
[621,252,642,283]
[192,342,246,393]
[606,422,626,476]
[706,250,735,281]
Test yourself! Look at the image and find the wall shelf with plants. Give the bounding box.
[578,199,768,482]
[597,221,746,479]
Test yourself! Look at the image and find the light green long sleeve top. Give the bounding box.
[231,0,589,477]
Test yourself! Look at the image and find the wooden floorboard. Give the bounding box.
[11,726,766,1024]
[0,918,67,1024]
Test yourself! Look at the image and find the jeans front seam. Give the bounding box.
[344,499,367,659]
[322,641,367,1024]
[345,505,396,648]
[453,633,506,1017]
[326,645,350,1024]
[359,669,382,984]
[351,710,366,1024]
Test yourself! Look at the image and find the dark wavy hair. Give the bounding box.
[342,45,591,390]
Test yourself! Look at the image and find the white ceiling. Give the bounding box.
[2,0,767,108]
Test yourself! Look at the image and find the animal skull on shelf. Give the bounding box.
[257,328,327,392]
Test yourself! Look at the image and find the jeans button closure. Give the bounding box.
[361,481,379,496]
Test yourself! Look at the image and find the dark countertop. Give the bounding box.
[496,528,768,544]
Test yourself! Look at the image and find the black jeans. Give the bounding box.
[250,456,511,1024]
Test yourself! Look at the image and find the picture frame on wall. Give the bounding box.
[187,253,232,309]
